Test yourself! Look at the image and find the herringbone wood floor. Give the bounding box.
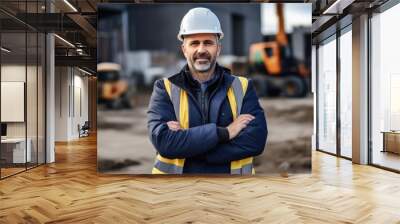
[0,135,400,223]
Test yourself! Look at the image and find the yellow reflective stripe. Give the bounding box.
[153,78,186,174]
[161,76,255,174]
[230,157,253,170]
[231,160,242,170]
[237,76,248,94]
[179,90,189,129]
[163,78,172,97]
[152,167,167,174]
[227,87,237,119]
[156,154,184,167]
[240,157,253,166]
[177,90,188,168]
[229,77,254,174]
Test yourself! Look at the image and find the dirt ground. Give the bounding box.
[97,95,313,174]
[255,97,312,173]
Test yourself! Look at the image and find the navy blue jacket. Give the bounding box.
[147,64,268,173]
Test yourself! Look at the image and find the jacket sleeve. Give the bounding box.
[205,80,268,163]
[147,79,219,159]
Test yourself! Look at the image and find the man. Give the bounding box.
[147,7,267,174]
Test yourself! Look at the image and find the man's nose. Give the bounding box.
[197,43,206,52]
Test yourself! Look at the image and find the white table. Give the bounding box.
[1,138,31,163]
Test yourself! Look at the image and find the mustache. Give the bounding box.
[193,52,211,60]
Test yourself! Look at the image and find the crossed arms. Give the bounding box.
[147,79,268,164]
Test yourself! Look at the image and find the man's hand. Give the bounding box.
[227,114,255,140]
[167,121,181,131]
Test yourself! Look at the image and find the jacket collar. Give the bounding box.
[169,63,234,92]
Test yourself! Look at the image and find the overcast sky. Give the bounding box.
[261,3,312,35]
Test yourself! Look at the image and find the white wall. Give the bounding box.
[55,66,69,141]
[1,65,26,141]
[55,67,89,141]
[71,73,89,138]
[1,64,25,129]
[1,63,46,164]
[1,65,32,138]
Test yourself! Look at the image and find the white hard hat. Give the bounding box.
[178,7,224,41]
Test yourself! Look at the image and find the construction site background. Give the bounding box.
[97,3,313,174]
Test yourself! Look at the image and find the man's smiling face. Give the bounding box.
[181,33,221,73]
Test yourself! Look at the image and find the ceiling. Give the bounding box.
[0,0,393,71]
[309,0,389,40]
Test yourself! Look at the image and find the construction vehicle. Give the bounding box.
[248,3,310,97]
[97,62,131,109]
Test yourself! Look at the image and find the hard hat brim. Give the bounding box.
[178,30,224,41]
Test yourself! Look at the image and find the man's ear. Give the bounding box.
[181,44,186,57]
[217,43,222,57]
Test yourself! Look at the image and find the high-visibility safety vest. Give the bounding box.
[152,76,255,175]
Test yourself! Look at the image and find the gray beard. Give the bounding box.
[191,58,216,73]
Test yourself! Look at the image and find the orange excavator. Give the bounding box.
[248,3,310,97]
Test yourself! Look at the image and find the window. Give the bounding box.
[0,1,46,179]
[371,3,400,171]
[339,27,352,158]
[317,35,337,154]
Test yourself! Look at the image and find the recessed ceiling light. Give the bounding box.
[322,0,354,15]
[78,67,92,76]
[1,47,11,53]
[63,0,78,12]
[54,34,75,48]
